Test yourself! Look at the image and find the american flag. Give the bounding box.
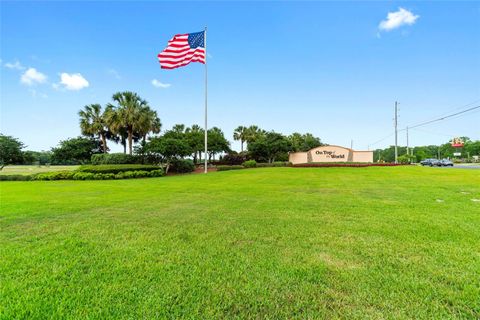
[158,31,206,69]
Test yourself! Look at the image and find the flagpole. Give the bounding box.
[204,26,208,174]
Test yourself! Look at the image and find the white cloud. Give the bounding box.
[57,72,89,90]
[20,68,47,85]
[107,68,121,79]
[5,60,26,70]
[152,79,171,88]
[379,8,419,31]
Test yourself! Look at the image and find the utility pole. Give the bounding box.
[406,126,409,156]
[394,101,398,164]
[350,139,353,150]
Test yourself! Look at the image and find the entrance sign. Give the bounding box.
[289,145,373,164]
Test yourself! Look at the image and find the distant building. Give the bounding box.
[289,145,373,164]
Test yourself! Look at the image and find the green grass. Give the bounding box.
[1,167,479,319]
[0,165,78,175]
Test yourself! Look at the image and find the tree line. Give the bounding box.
[12,90,480,167]
[374,137,480,163]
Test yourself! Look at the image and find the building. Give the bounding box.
[289,145,373,164]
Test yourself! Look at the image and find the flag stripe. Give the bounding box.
[158,48,205,58]
[160,57,206,68]
[158,50,205,61]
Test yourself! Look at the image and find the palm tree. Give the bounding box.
[104,104,133,154]
[245,125,265,144]
[233,126,247,152]
[106,91,151,155]
[137,107,162,143]
[78,104,109,153]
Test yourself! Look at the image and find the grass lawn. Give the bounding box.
[1,167,479,319]
[0,165,78,175]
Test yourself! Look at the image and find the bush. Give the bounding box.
[0,174,33,181]
[397,154,414,164]
[91,153,139,165]
[217,165,244,171]
[170,159,195,173]
[293,163,404,168]
[2,168,165,181]
[242,160,257,168]
[72,172,95,180]
[256,161,289,168]
[34,171,75,181]
[219,152,249,165]
[150,169,165,177]
[77,164,161,174]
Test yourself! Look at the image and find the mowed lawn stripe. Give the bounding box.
[1,167,479,318]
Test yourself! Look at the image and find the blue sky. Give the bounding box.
[1,1,479,152]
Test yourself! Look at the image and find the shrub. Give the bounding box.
[34,171,75,181]
[73,172,95,180]
[217,165,244,171]
[1,168,165,181]
[293,163,404,168]
[219,152,249,165]
[242,160,257,168]
[77,164,161,174]
[256,162,289,168]
[91,153,140,165]
[0,174,33,181]
[170,159,195,173]
[150,169,165,177]
[397,154,414,164]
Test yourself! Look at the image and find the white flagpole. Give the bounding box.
[204,26,208,173]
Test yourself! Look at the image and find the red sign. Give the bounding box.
[451,138,464,148]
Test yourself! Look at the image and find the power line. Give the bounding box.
[368,133,394,148]
[407,105,480,130]
[367,103,480,149]
[410,127,454,138]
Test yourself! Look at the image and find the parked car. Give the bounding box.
[440,159,454,167]
[421,159,441,166]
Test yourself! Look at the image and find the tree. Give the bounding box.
[0,134,25,169]
[106,91,156,155]
[465,140,480,157]
[207,127,230,160]
[245,125,265,145]
[22,151,52,165]
[137,107,162,143]
[51,137,101,165]
[288,132,323,152]
[79,104,110,153]
[248,131,291,163]
[144,136,191,173]
[185,124,205,163]
[233,126,248,152]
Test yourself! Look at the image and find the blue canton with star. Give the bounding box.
[188,31,205,49]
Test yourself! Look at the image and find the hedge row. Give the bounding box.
[33,169,165,180]
[0,169,165,181]
[0,174,33,181]
[217,161,291,171]
[257,162,289,167]
[78,164,162,174]
[216,165,244,171]
[91,153,140,165]
[293,163,404,167]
